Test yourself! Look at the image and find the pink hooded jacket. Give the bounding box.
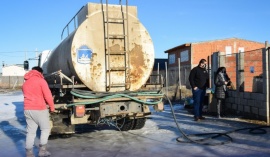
[22,70,55,111]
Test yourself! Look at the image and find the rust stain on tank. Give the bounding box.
[109,44,125,66]
[72,46,76,56]
[109,44,121,51]
[129,44,145,84]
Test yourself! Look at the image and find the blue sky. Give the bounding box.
[1,0,270,72]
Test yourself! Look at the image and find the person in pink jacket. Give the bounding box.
[22,66,54,157]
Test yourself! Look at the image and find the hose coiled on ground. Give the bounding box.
[69,89,269,146]
[165,94,270,145]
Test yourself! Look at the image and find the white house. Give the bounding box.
[2,64,27,76]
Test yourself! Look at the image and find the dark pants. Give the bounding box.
[217,99,226,116]
[192,88,206,118]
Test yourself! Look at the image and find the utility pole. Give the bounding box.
[25,50,28,63]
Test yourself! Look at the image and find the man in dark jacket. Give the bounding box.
[189,59,209,121]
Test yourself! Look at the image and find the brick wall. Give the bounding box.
[219,48,263,92]
[192,38,264,67]
[165,38,264,89]
[243,49,263,92]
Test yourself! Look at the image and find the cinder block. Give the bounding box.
[251,107,259,114]
[257,93,265,101]
[225,103,231,108]
[250,93,258,100]
[244,92,251,99]
[252,93,264,101]
[239,92,244,98]
[234,97,238,104]
[259,109,266,116]
[230,97,236,104]
[256,101,266,109]
[247,100,254,106]
[232,104,237,110]
[228,91,232,97]
[231,91,237,98]
[244,106,251,113]
[241,99,247,105]
[238,105,244,111]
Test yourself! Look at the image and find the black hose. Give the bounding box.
[165,94,270,146]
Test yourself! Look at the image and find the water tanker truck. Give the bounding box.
[38,2,164,135]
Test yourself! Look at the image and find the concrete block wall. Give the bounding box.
[226,90,266,121]
[0,76,24,89]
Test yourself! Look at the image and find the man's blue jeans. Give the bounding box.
[192,88,206,118]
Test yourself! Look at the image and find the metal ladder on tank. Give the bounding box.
[101,0,131,91]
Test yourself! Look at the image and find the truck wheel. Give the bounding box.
[50,113,75,135]
[132,118,146,130]
[116,118,134,131]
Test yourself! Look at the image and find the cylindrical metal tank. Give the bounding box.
[45,3,154,92]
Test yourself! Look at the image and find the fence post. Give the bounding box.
[178,58,181,100]
[165,62,168,97]
[236,52,244,92]
[9,76,11,89]
[157,62,160,84]
[219,51,226,67]
[263,41,270,124]
[215,52,226,88]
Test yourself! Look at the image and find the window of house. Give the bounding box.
[169,54,175,64]
[238,47,244,53]
[225,46,232,56]
[180,50,189,62]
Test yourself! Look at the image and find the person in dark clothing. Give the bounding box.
[189,59,209,121]
[214,67,230,118]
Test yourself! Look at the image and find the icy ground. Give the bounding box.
[0,91,270,157]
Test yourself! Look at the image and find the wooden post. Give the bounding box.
[178,58,181,100]
[165,62,168,97]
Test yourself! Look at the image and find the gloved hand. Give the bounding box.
[49,109,57,114]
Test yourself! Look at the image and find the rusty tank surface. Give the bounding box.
[44,2,154,92]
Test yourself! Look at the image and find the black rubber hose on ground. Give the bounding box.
[165,94,270,146]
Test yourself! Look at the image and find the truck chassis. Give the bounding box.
[46,71,164,135]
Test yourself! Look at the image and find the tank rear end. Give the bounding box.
[42,3,163,135]
[45,3,155,92]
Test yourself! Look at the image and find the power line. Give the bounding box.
[1,54,25,57]
[0,50,42,54]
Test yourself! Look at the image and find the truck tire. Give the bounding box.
[50,113,75,135]
[116,118,134,131]
[132,118,146,130]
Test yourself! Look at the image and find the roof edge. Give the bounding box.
[164,43,191,53]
